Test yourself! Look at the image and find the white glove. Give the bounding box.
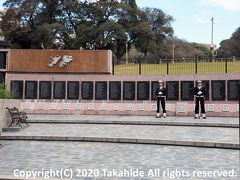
[158,92,162,95]
[198,91,202,95]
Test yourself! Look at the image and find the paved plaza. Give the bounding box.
[1,123,238,144]
[0,141,239,179]
[27,115,239,125]
[0,115,239,179]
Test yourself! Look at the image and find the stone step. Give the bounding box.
[2,125,29,132]
[0,135,239,150]
[28,119,239,128]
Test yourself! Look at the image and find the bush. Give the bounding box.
[0,84,11,99]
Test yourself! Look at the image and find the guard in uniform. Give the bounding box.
[194,80,207,119]
[155,80,167,118]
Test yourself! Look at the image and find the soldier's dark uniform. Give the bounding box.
[194,82,207,118]
[155,83,167,118]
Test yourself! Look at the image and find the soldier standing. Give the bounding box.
[194,80,207,119]
[155,80,167,118]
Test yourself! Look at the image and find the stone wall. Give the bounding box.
[0,100,21,133]
[21,100,239,117]
[6,73,239,102]
[6,73,239,117]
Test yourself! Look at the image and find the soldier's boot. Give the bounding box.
[163,113,166,118]
[155,113,161,118]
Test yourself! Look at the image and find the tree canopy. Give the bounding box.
[218,27,240,57]
[1,0,218,61]
[0,0,174,62]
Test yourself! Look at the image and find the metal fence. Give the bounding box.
[113,56,240,75]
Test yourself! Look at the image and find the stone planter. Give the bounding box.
[0,99,21,133]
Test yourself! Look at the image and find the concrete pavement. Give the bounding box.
[0,141,239,179]
[0,114,239,149]
[27,115,239,128]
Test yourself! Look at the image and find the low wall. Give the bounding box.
[0,100,21,133]
[21,100,239,117]
[6,73,239,101]
[5,73,240,117]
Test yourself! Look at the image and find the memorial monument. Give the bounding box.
[0,48,238,117]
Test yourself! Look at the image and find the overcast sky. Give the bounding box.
[1,0,239,45]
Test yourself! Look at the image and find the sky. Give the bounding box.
[136,0,240,46]
[0,0,240,46]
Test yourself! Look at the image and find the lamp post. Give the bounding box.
[211,17,214,45]
[172,43,175,63]
[210,17,215,62]
[125,42,128,64]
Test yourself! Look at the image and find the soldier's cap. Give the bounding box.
[159,80,164,83]
[197,80,202,83]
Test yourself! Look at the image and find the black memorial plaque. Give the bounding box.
[0,52,6,69]
[151,81,159,100]
[67,81,79,100]
[211,80,226,101]
[39,81,52,99]
[203,80,209,101]
[0,72,5,84]
[123,81,135,100]
[81,81,93,100]
[109,81,121,100]
[25,81,37,99]
[10,81,23,99]
[227,80,239,101]
[166,81,179,101]
[181,81,194,101]
[137,81,150,100]
[95,81,107,100]
[53,81,66,99]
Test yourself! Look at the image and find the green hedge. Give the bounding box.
[0,84,11,99]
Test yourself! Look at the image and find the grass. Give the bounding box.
[114,61,240,75]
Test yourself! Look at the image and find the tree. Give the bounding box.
[191,43,210,56]
[134,21,157,58]
[0,0,174,62]
[74,0,130,62]
[218,27,240,57]
[135,8,174,59]
[140,37,211,61]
